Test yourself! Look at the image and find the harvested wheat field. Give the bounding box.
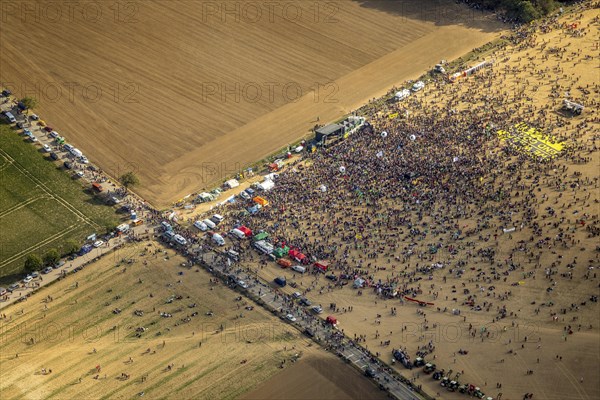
[0,241,345,400]
[0,0,503,207]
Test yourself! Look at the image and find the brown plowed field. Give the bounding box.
[0,1,503,207]
[242,353,388,400]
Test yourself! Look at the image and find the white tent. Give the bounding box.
[257,180,275,191]
[224,179,239,189]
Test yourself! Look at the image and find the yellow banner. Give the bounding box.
[497,123,563,160]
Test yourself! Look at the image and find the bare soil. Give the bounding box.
[0,0,503,207]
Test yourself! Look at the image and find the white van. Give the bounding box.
[412,81,425,92]
[173,234,187,246]
[116,223,130,233]
[212,214,224,223]
[292,265,306,274]
[203,219,216,229]
[70,148,83,158]
[212,233,225,246]
[394,89,410,101]
[194,220,208,231]
[4,111,16,123]
[230,228,246,240]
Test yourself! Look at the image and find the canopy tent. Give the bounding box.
[256,180,275,191]
[253,196,269,206]
[224,179,239,189]
[253,232,269,242]
[289,249,308,264]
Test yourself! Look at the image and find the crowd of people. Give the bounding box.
[3,4,597,399]
[178,5,598,398]
[210,6,599,318]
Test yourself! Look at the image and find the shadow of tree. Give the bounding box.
[349,0,504,32]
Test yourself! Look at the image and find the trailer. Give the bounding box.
[254,240,274,255]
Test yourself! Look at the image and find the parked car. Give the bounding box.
[49,131,59,138]
[311,305,323,314]
[42,144,51,152]
[299,297,312,306]
[285,314,297,322]
[237,280,249,289]
[29,114,39,121]
[50,152,59,160]
[412,81,425,92]
[173,234,187,246]
[42,267,53,274]
[163,231,176,241]
[226,249,240,261]
[79,155,89,164]
[79,244,93,255]
[239,191,251,200]
[93,240,105,248]
[274,276,286,287]
[22,275,33,283]
[8,283,20,292]
[64,161,73,169]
